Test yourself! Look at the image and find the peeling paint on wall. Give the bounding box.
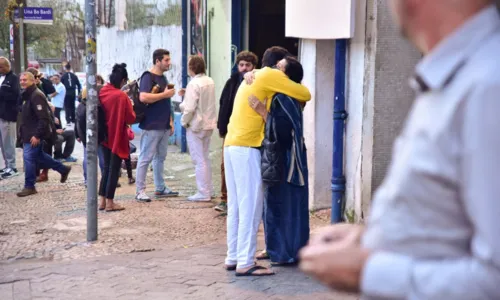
[96,25,183,104]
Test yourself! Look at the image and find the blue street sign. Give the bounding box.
[14,7,53,25]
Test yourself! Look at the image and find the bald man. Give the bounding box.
[0,57,20,179]
[17,72,71,197]
[300,1,500,299]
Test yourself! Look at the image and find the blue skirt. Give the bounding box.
[264,177,310,264]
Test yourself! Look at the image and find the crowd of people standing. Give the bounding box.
[0,46,312,278]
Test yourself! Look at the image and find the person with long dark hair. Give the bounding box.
[98,63,136,212]
[249,57,309,266]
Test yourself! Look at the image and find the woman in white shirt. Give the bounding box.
[179,55,217,202]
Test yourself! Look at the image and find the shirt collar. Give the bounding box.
[412,4,500,92]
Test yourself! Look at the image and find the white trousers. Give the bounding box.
[224,146,264,269]
[186,129,213,197]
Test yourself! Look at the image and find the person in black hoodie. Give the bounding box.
[60,63,82,124]
[0,57,20,180]
[17,72,72,197]
[214,51,258,212]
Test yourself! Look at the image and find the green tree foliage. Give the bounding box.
[126,0,181,30]
[26,0,84,58]
[0,0,14,53]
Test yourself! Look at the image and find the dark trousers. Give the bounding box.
[64,95,76,123]
[54,107,62,122]
[54,130,75,159]
[220,139,227,202]
[23,143,67,188]
[36,141,53,175]
[124,155,133,178]
[98,146,122,199]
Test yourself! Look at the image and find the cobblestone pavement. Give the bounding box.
[0,131,349,299]
[0,243,358,300]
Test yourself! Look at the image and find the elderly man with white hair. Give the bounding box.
[0,57,20,180]
[300,1,500,299]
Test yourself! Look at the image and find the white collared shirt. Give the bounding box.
[361,5,500,299]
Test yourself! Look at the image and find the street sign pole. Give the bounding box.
[85,0,98,241]
[19,8,25,71]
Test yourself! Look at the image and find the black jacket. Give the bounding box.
[40,77,56,98]
[61,71,81,97]
[19,85,56,143]
[217,73,243,137]
[0,71,21,122]
[75,101,86,146]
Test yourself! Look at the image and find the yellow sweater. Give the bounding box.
[225,67,311,147]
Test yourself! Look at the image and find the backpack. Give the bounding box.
[124,71,153,124]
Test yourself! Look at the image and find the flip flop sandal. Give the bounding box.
[105,204,125,212]
[235,265,275,277]
[224,265,237,271]
[98,206,106,211]
[256,251,270,260]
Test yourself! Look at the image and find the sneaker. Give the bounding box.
[64,156,78,163]
[155,187,179,198]
[187,193,211,202]
[214,202,227,212]
[1,168,19,179]
[17,187,37,197]
[136,190,151,203]
[60,166,72,183]
[0,167,8,175]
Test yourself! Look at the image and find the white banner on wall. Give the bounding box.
[285,0,356,39]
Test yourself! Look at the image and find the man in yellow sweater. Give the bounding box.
[224,46,311,276]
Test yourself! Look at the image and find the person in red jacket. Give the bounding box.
[98,63,136,212]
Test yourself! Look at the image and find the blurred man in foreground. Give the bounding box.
[300,1,500,299]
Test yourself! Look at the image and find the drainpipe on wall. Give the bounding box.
[231,0,242,73]
[180,0,188,153]
[331,39,348,223]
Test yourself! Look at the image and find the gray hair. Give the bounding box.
[20,72,35,81]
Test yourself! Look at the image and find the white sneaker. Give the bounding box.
[187,193,211,202]
[135,190,151,202]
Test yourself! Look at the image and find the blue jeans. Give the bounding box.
[83,145,105,183]
[23,143,67,189]
[136,129,170,192]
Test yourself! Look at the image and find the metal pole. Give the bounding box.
[19,8,25,71]
[331,39,348,223]
[85,0,98,241]
[181,0,188,153]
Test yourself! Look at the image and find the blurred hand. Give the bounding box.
[308,224,364,246]
[178,88,186,97]
[244,71,256,85]
[77,138,81,143]
[56,129,64,134]
[163,88,176,98]
[170,117,175,136]
[30,136,40,147]
[248,95,267,116]
[54,117,60,125]
[299,224,368,293]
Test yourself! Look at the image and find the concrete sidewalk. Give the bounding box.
[0,243,358,300]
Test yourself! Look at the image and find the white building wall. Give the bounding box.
[96,25,183,104]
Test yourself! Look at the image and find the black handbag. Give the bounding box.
[261,114,283,186]
[129,142,137,154]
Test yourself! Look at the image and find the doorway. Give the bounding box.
[247,0,299,67]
